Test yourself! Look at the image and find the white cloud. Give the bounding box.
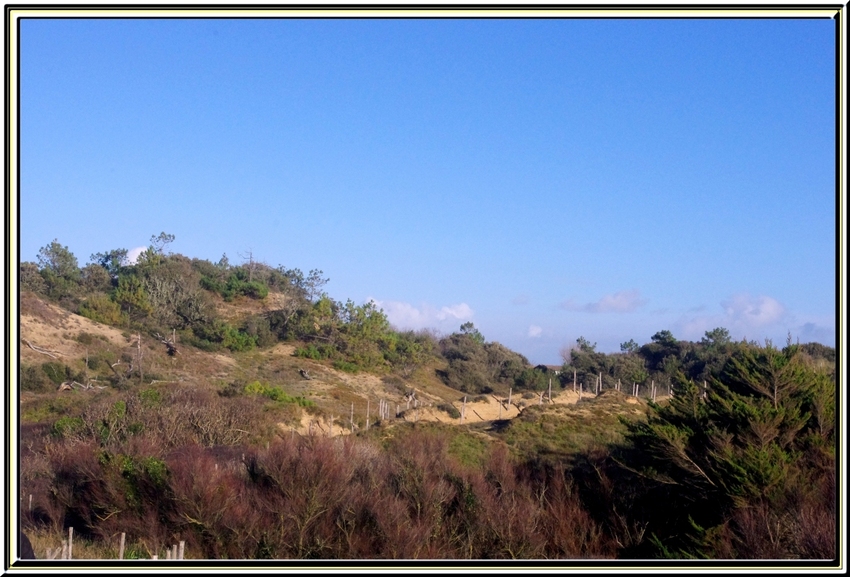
[436,303,474,321]
[721,293,785,327]
[527,325,543,338]
[368,298,474,332]
[126,246,147,265]
[676,293,789,341]
[560,289,647,313]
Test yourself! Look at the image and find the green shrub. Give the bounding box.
[40,362,70,385]
[20,365,55,392]
[244,380,315,407]
[200,272,269,301]
[79,294,126,326]
[192,320,257,352]
[437,403,461,419]
[75,332,95,345]
[139,388,161,407]
[332,360,360,373]
[515,368,549,391]
[295,344,334,360]
[52,416,85,439]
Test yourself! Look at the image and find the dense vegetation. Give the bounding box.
[17,235,837,561]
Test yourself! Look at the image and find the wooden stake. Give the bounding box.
[508,388,512,408]
[548,377,552,402]
[578,384,582,401]
[172,543,177,560]
[178,541,185,560]
[28,494,32,512]
[137,333,143,385]
[573,369,577,392]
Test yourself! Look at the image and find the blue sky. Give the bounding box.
[18,16,837,364]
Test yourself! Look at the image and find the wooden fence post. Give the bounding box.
[68,527,73,559]
[548,377,552,403]
[119,532,126,560]
[178,540,185,560]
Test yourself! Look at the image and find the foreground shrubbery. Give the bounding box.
[21,427,614,559]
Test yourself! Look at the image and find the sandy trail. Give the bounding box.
[285,386,600,437]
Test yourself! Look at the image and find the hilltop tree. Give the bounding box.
[460,322,485,345]
[701,327,732,349]
[89,248,128,283]
[36,239,81,301]
[576,336,597,353]
[150,232,176,255]
[37,239,79,280]
[620,339,640,354]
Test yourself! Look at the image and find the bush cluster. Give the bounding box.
[23,428,613,559]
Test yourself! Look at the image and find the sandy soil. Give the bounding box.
[19,297,132,365]
[284,384,604,437]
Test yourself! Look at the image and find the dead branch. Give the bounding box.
[22,339,61,359]
[58,380,106,392]
[154,333,180,356]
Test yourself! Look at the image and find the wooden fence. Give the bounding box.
[43,527,185,560]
